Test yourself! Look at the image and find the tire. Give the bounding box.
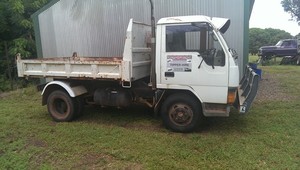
[297,56,300,65]
[161,93,203,132]
[261,54,273,66]
[280,57,287,65]
[74,97,85,118]
[261,56,267,66]
[47,90,76,122]
[256,56,262,65]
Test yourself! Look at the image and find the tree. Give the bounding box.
[264,28,293,44]
[249,28,292,54]
[281,0,300,25]
[249,28,268,55]
[0,0,51,91]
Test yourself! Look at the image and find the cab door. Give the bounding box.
[158,23,229,104]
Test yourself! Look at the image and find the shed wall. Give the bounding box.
[36,0,249,73]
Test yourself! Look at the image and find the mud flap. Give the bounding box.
[235,65,259,114]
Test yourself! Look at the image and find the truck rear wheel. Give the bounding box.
[161,94,203,132]
[47,90,76,122]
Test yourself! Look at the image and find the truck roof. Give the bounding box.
[157,15,230,33]
[280,39,297,41]
[157,15,212,24]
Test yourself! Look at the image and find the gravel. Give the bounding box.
[256,72,295,102]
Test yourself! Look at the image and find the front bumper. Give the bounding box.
[235,65,259,114]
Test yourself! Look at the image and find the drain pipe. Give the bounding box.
[149,0,156,89]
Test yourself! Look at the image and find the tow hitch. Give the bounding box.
[236,65,259,114]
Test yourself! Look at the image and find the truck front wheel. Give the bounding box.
[161,94,203,132]
[47,90,76,122]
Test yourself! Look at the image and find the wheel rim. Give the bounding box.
[168,103,193,126]
[51,97,69,118]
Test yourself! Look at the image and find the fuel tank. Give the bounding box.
[94,88,132,108]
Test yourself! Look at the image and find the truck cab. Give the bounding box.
[155,16,240,117]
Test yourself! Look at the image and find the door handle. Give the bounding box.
[165,72,174,77]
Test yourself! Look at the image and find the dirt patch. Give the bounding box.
[27,138,48,148]
[125,164,143,170]
[256,73,295,102]
[72,153,115,169]
[0,92,10,99]
[72,153,143,169]
[28,151,52,169]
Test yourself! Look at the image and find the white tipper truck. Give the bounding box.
[16,3,259,132]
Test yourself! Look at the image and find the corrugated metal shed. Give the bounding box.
[32,0,255,74]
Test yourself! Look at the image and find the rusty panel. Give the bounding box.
[19,56,123,80]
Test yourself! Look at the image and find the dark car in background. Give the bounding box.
[258,39,300,65]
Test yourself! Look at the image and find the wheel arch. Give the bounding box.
[154,89,203,115]
[41,81,87,105]
[264,52,275,57]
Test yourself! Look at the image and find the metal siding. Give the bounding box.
[37,0,245,70]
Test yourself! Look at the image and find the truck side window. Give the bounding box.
[282,41,291,47]
[281,40,297,48]
[166,25,200,52]
[166,24,225,67]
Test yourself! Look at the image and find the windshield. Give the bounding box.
[275,40,282,46]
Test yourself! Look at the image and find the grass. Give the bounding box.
[249,55,284,65]
[1,65,300,169]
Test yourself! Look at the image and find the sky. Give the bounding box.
[250,0,299,36]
